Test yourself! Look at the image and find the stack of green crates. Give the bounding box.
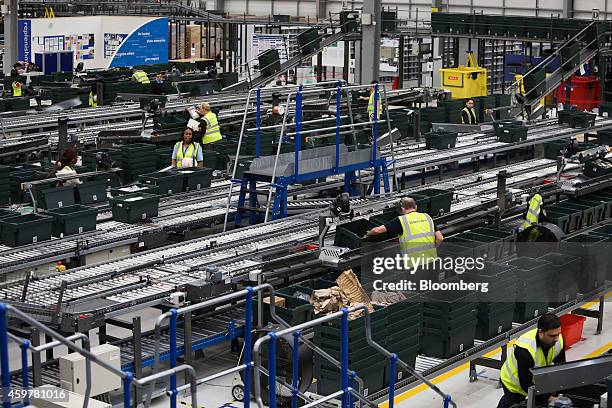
[314,306,387,396]
[419,107,446,134]
[155,146,172,170]
[254,287,314,326]
[539,252,580,306]
[421,283,478,358]
[438,100,465,124]
[120,144,158,182]
[584,189,612,219]
[110,183,160,197]
[384,293,422,382]
[9,169,46,204]
[596,129,612,146]
[204,150,229,171]
[560,232,608,293]
[588,224,612,281]
[495,123,528,143]
[545,203,583,233]
[543,139,569,159]
[507,257,552,323]
[0,166,11,206]
[452,230,510,261]
[153,113,189,131]
[469,227,516,258]
[465,262,517,340]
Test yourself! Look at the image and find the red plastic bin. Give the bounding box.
[560,314,586,350]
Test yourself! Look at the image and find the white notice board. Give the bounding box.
[250,33,289,65]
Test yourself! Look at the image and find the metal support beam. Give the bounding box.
[562,0,573,18]
[3,0,19,75]
[315,0,326,20]
[361,0,381,84]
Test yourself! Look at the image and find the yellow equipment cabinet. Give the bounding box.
[440,52,487,99]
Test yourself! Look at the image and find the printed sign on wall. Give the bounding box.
[18,20,32,61]
[108,17,168,67]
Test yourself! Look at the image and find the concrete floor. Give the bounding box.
[153,294,611,408]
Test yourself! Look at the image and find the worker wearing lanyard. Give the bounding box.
[197,102,222,146]
[172,128,204,168]
[365,197,444,278]
[498,313,565,408]
[461,98,478,124]
[522,192,545,230]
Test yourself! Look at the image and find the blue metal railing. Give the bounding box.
[0,304,198,408]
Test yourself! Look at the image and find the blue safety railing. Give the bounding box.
[253,303,458,408]
[0,303,199,408]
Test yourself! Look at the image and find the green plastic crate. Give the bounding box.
[44,204,98,237]
[254,295,314,326]
[420,318,477,358]
[316,363,385,396]
[560,233,607,292]
[109,193,160,223]
[425,131,458,150]
[476,303,515,340]
[75,180,108,204]
[296,28,321,55]
[0,213,52,247]
[334,218,378,249]
[412,188,453,216]
[175,167,213,191]
[138,171,184,196]
[39,186,76,210]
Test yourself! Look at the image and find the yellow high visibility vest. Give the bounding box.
[132,71,150,84]
[398,212,437,263]
[368,91,382,120]
[202,111,222,144]
[12,82,22,97]
[461,107,477,124]
[88,91,97,108]
[522,193,543,230]
[175,142,200,167]
[500,329,564,396]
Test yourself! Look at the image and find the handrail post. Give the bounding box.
[20,340,30,406]
[256,88,261,158]
[244,287,253,408]
[294,85,303,182]
[123,371,133,408]
[335,80,341,172]
[372,84,379,163]
[349,371,356,408]
[169,308,178,408]
[291,330,301,408]
[340,307,349,408]
[388,354,398,408]
[0,304,10,408]
[268,332,277,408]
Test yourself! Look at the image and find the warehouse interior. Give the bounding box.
[0,0,611,407]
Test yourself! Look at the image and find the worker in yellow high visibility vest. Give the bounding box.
[88,91,97,108]
[172,128,203,168]
[131,69,150,84]
[12,81,22,97]
[359,80,383,122]
[196,102,222,146]
[498,313,565,408]
[365,197,444,280]
[522,192,545,230]
[461,98,478,124]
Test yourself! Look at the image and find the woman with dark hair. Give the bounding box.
[55,146,82,186]
[172,128,203,168]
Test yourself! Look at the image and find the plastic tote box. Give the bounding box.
[109,193,160,224]
[75,180,108,204]
[258,49,281,78]
[0,213,53,247]
[44,205,98,237]
[439,53,487,100]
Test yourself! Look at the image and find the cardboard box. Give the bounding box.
[263,296,285,307]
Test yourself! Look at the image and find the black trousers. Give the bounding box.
[496,384,525,408]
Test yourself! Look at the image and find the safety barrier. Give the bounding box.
[252,303,457,408]
[0,303,198,408]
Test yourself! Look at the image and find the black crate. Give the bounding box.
[175,167,213,191]
[425,131,458,150]
[538,252,581,303]
[138,171,184,196]
[339,10,359,33]
[258,49,281,78]
[560,233,608,292]
[316,363,385,397]
[412,188,453,216]
[476,303,515,340]
[334,218,378,249]
[39,186,76,210]
[296,28,321,55]
[44,204,98,237]
[514,301,549,323]
[0,213,52,247]
[0,209,19,219]
[254,296,314,326]
[420,318,477,358]
[470,228,516,257]
[75,180,108,204]
[109,193,160,223]
[496,125,528,143]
